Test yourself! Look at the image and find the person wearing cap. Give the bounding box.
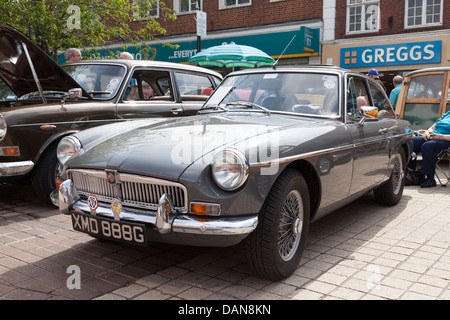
[367,68,386,92]
[389,75,403,108]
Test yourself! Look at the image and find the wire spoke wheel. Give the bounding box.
[278,190,303,262]
[392,153,405,195]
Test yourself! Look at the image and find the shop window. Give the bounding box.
[346,0,380,34]
[405,0,443,28]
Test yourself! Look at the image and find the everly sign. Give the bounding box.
[341,40,442,68]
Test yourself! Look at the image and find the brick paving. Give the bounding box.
[0,178,449,300]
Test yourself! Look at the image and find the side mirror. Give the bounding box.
[68,88,82,99]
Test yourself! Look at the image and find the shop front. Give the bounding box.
[322,31,450,94]
[59,22,322,72]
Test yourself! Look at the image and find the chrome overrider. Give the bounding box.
[58,179,258,237]
[0,160,34,177]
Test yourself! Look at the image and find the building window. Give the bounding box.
[219,0,251,10]
[405,0,443,28]
[174,0,200,14]
[346,0,379,34]
[134,0,159,19]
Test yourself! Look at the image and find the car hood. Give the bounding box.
[0,26,83,97]
[67,113,333,180]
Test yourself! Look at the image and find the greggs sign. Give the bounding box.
[340,41,441,68]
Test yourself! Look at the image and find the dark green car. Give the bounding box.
[0,26,222,205]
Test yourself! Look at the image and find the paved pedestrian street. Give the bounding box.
[0,180,449,300]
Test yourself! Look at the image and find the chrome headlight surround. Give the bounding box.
[57,136,84,165]
[211,149,249,191]
[0,113,7,140]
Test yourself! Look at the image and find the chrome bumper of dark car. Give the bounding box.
[0,161,34,177]
[58,179,258,237]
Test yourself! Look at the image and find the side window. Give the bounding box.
[407,74,444,99]
[175,72,215,97]
[347,76,370,119]
[124,69,174,102]
[368,81,394,118]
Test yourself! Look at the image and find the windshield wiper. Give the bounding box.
[225,101,271,115]
[199,104,229,113]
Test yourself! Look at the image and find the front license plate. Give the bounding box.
[71,212,147,246]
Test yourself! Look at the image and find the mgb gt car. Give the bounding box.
[57,65,413,280]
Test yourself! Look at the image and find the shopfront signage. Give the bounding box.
[340,40,441,68]
[58,27,320,64]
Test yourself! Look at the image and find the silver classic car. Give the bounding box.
[57,66,413,280]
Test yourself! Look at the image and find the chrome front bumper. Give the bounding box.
[0,161,34,177]
[58,179,258,237]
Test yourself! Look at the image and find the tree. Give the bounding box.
[0,0,177,61]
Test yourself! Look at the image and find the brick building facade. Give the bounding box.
[322,0,450,92]
[85,0,450,90]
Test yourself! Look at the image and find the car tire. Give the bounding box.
[32,143,59,206]
[374,147,406,205]
[245,168,310,280]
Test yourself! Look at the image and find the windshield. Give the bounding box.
[62,64,126,99]
[203,72,340,117]
[0,79,16,101]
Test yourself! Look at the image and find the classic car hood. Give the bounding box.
[0,26,83,97]
[68,113,333,180]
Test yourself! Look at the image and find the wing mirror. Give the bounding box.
[68,88,82,99]
[60,88,82,111]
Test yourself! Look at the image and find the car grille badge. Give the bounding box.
[87,194,98,216]
[111,201,122,221]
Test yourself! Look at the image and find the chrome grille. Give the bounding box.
[68,169,188,211]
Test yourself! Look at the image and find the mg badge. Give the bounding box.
[106,171,116,184]
[111,201,122,220]
[87,194,98,215]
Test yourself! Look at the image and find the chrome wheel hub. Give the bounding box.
[278,189,304,262]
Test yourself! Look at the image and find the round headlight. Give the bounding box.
[0,114,7,140]
[57,136,83,165]
[211,149,249,191]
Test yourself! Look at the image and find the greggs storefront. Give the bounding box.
[322,31,450,93]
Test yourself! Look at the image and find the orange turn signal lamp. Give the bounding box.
[0,146,20,156]
[190,202,221,216]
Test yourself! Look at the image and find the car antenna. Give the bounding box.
[273,34,296,69]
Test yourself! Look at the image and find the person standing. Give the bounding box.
[367,68,386,92]
[119,52,138,100]
[389,75,403,108]
[65,48,82,62]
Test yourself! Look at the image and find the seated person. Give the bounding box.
[407,111,450,188]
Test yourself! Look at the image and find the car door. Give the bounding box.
[346,75,393,195]
[116,68,184,119]
[396,70,449,130]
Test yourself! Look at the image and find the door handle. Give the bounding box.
[171,108,183,115]
[378,128,388,134]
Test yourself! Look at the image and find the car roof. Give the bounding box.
[406,67,450,77]
[66,59,223,78]
[228,64,354,76]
